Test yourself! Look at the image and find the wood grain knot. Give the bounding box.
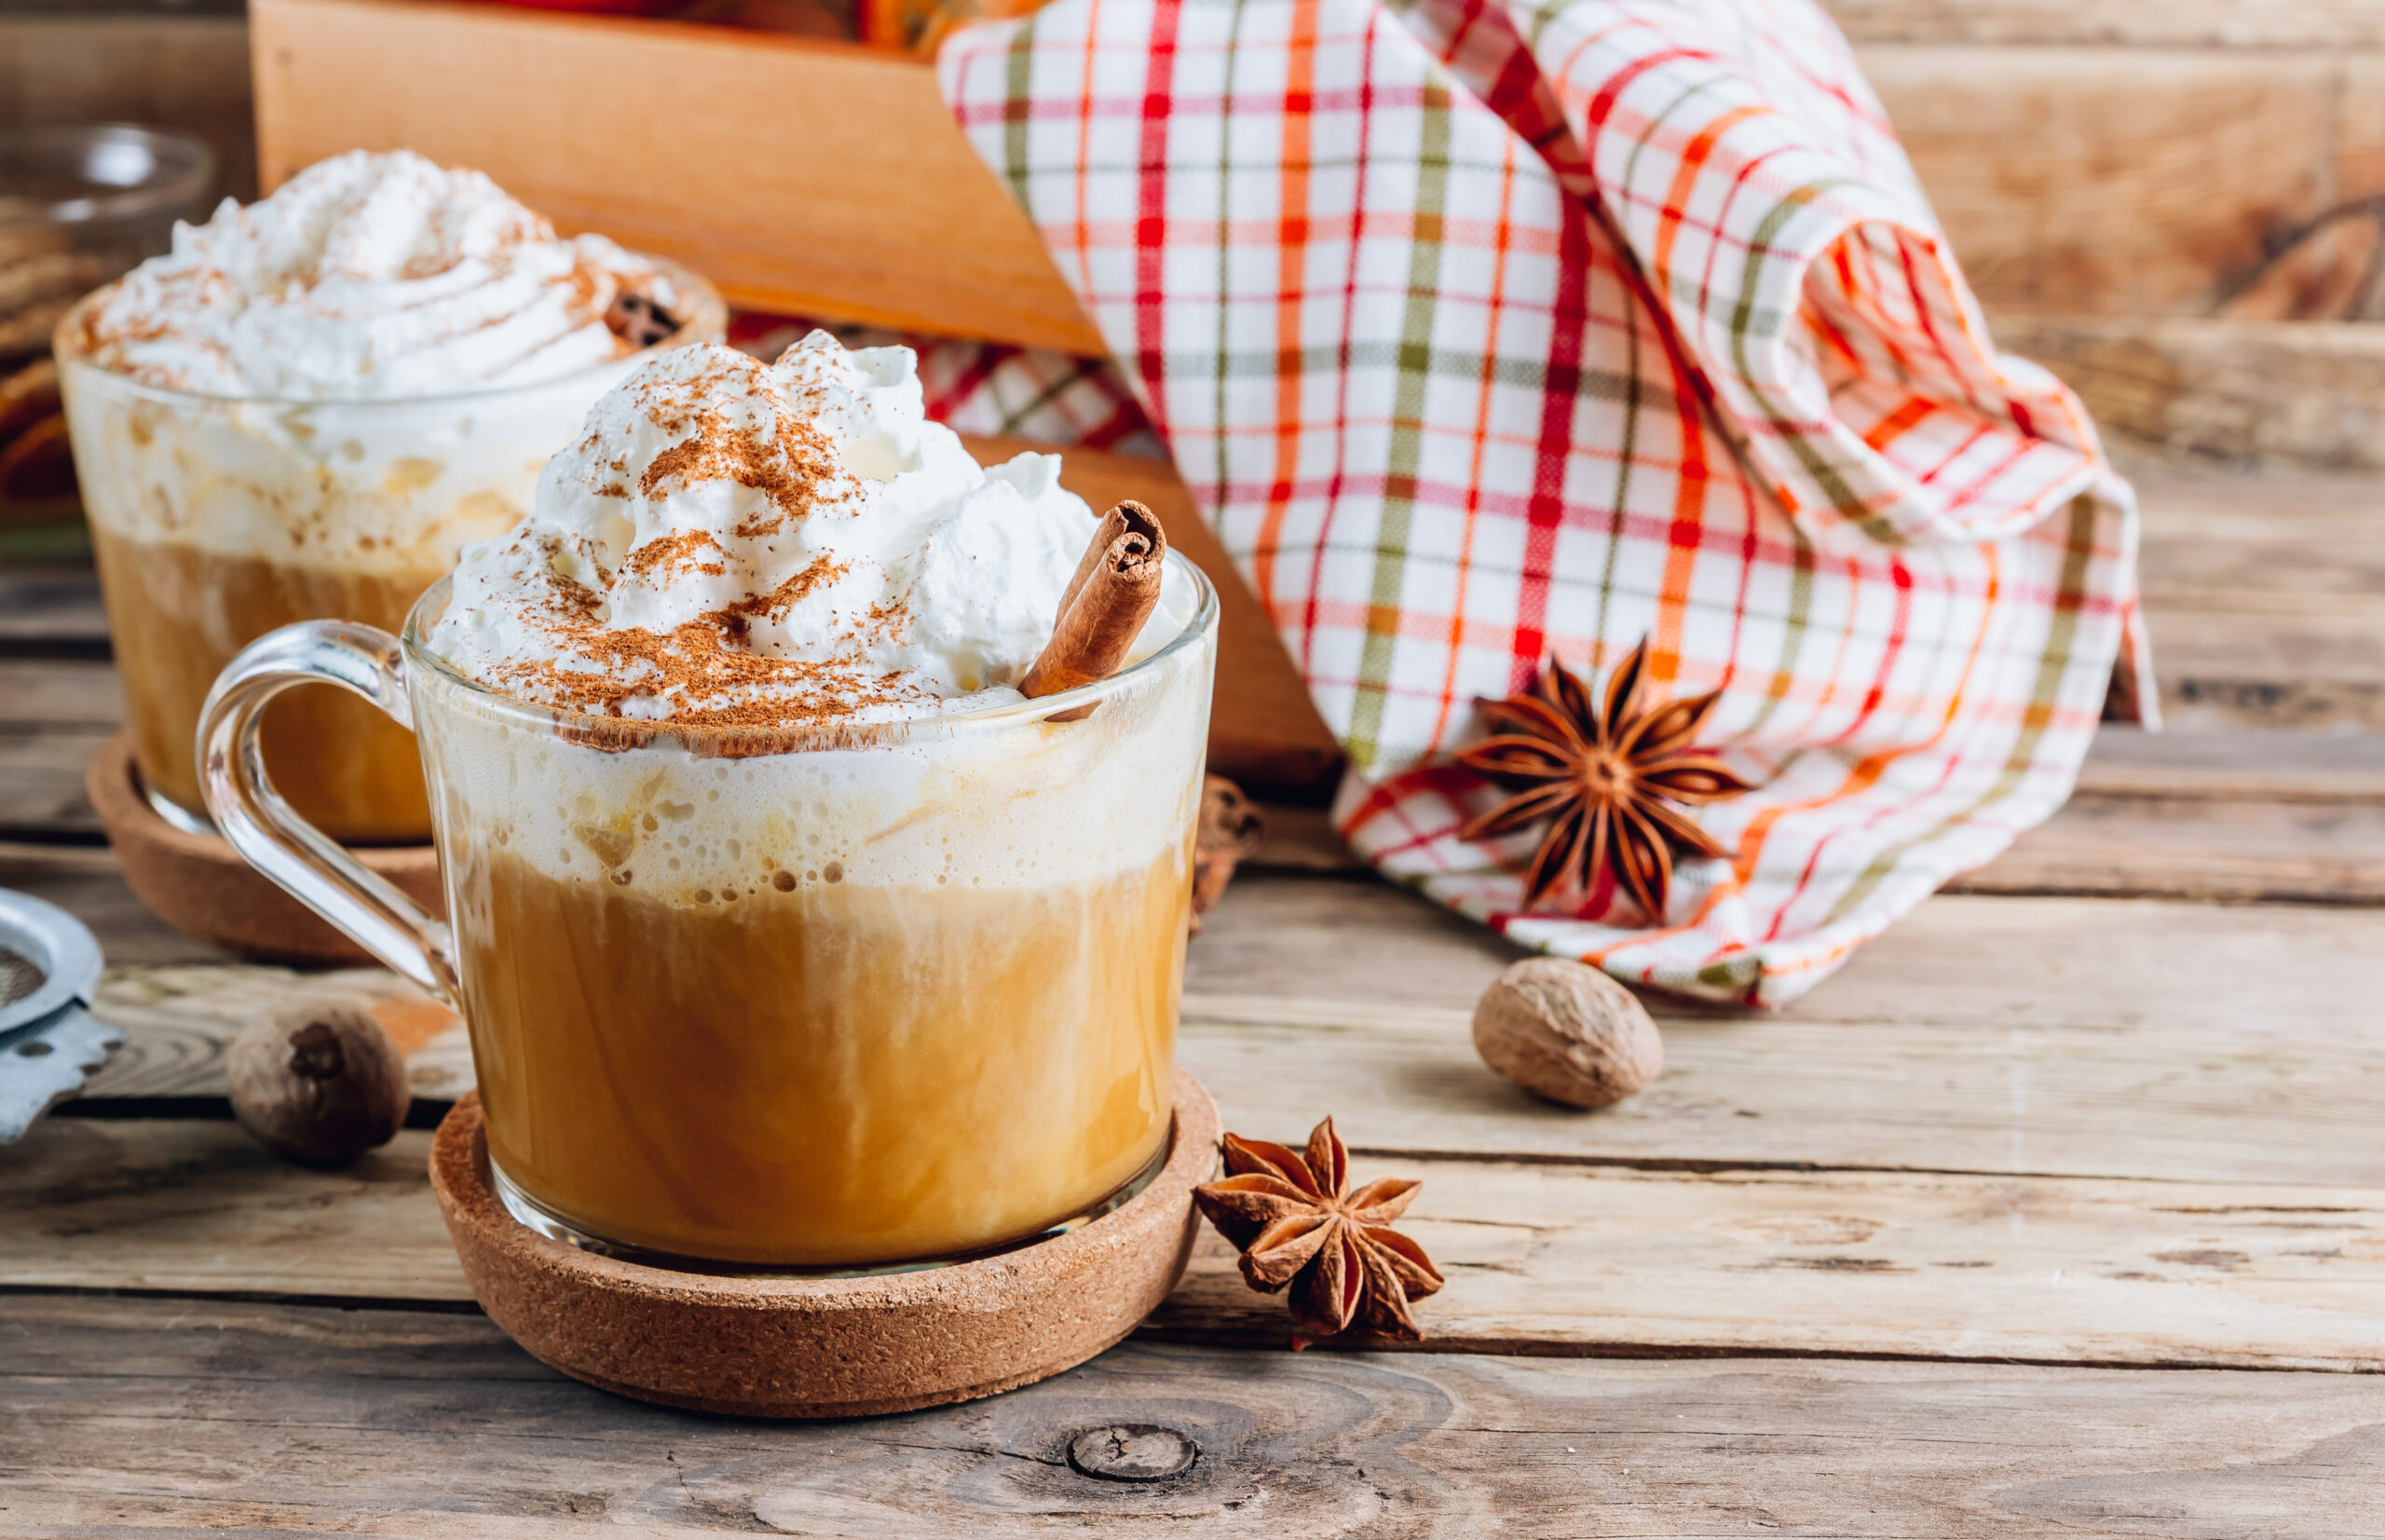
[1066,1424,1198,1482]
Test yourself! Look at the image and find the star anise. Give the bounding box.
[1192,1116,1443,1348]
[1455,636,1751,921]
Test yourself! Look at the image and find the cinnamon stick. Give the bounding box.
[1021,500,1167,700]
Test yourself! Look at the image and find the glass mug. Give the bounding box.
[58,262,726,844]
[199,570,1217,1270]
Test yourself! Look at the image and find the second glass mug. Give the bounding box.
[58,262,726,845]
[199,569,1220,1269]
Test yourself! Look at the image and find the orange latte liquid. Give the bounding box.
[457,846,1191,1266]
[91,526,436,843]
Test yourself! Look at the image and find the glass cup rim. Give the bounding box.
[396,551,1222,745]
[0,124,215,231]
[48,251,728,411]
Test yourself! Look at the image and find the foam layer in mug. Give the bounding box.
[59,359,629,574]
[415,627,1212,901]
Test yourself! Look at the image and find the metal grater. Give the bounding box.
[0,892,121,1140]
[0,949,41,1009]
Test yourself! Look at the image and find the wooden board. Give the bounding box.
[0,843,227,967]
[64,872,2385,1188]
[0,656,122,843]
[2142,606,2385,732]
[1954,790,2385,904]
[0,725,110,843]
[0,566,109,655]
[2006,317,2385,471]
[1829,0,2385,48]
[2130,461,2385,601]
[249,0,2385,335]
[249,0,1106,355]
[14,1113,2385,1370]
[8,1293,2381,1538]
[1862,45,2385,320]
[2127,460,2385,729]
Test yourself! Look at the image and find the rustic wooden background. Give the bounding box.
[18,0,2385,467]
[6,0,2385,1532]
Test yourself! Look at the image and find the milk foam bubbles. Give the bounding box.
[426,334,1194,725]
[71,150,664,400]
[414,646,1213,898]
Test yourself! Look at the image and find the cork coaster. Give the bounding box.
[429,1072,1220,1419]
[85,731,443,964]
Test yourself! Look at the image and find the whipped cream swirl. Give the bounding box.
[70,150,666,400]
[428,334,1183,727]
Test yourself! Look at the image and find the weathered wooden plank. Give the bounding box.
[8,1115,2385,1370]
[2072,727,2385,802]
[1249,732,2385,904]
[1864,46,2384,320]
[7,1294,2381,1539]
[2012,319,2385,472]
[84,963,467,1101]
[1182,988,2385,1187]
[1954,790,2385,904]
[0,651,119,846]
[74,882,2385,1188]
[2143,604,2385,732]
[1197,876,2385,1040]
[2131,460,2385,597]
[0,845,225,967]
[0,724,109,841]
[0,659,122,727]
[0,566,109,654]
[1830,0,2385,48]
[0,1121,462,1302]
[1153,1159,2385,1369]
[55,860,2385,1185]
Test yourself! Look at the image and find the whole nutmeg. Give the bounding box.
[1190,773,1266,934]
[226,999,411,1165]
[1472,958,1663,1108]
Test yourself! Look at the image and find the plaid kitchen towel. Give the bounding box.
[730,309,1166,457]
[938,0,2153,1004]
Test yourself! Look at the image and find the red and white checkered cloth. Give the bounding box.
[937,0,2152,1004]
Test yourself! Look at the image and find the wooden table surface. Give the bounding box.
[4,457,2383,1535]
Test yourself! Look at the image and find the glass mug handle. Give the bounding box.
[198,620,460,1006]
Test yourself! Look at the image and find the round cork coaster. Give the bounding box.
[85,731,443,964]
[429,1072,1220,1419]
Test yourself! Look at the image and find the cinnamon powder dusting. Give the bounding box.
[480,350,918,740]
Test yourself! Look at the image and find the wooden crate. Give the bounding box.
[249,0,1097,350]
[248,0,1342,794]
